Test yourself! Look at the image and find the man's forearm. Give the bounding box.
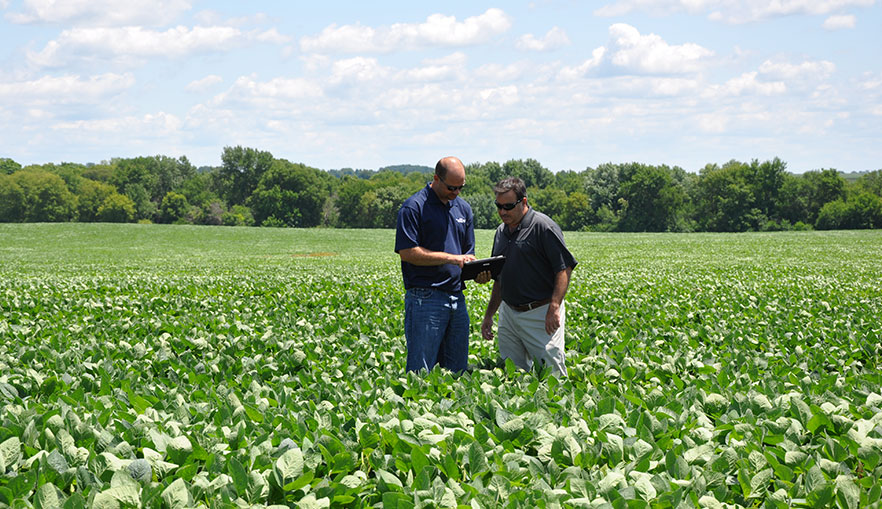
[550,267,572,306]
[398,246,456,266]
[484,281,502,318]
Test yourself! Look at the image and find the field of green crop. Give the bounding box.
[1,223,882,508]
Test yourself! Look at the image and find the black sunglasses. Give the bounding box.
[438,175,465,191]
[495,198,523,210]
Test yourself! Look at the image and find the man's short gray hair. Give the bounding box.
[493,177,526,201]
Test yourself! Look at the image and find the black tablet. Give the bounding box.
[461,255,505,281]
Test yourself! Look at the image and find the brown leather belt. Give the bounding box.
[508,298,552,312]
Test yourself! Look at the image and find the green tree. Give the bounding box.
[6,170,77,222]
[336,177,373,228]
[76,179,119,222]
[160,191,191,223]
[585,163,622,211]
[217,146,274,206]
[779,169,846,225]
[1,157,22,175]
[97,193,136,223]
[248,159,330,227]
[694,162,756,232]
[560,191,595,231]
[617,164,685,232]
[0,174,25,221]
[529,187,567,224]
[124,183,158,221]
[463,193,497,230]
[856,170,882,197]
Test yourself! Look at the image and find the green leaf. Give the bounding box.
[808,414,832,433]
[228,457,248,497]
[160,478,193,509]
[382,492,415,509]
[0,437,21,471]
[835,475,860,509]
[244,404,264,423]
[35,483,65,509]
[273,446,304,487]
[749,468,773,499]
[410,446,429,475]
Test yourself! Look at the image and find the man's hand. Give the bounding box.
[450,253,476,268]
[545,303,561,335]
[481,315,495,341]
[474,270,491,284]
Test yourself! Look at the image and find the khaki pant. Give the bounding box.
[498,301,566,377]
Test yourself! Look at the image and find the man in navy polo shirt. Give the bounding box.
[395,156,481,373]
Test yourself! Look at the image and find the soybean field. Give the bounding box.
[1,223,881,508]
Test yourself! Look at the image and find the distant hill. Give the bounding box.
[840,170,875,183]
[326,164,433,179]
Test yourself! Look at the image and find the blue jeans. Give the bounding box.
[404,287,469,373]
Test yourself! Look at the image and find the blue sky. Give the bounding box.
[1,1,880,173]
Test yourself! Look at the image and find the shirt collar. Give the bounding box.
[425,183,453,208]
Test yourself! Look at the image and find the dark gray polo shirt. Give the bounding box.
[491,208,577,307]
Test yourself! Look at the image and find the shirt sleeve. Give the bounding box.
[394,203,420,253]
[541,222,577,273]
[463,205,475,255]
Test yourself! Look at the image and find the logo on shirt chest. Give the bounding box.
[455,217,466,224]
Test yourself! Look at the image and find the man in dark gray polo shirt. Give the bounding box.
[480,177,577,377]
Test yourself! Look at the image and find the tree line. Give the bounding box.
[2,148,881,231]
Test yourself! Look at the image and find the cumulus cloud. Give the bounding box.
[185,75,223,92]
[704,72,786,97]
[758,59,836,80]
[516,26,570,51]
[27,25,284,68]
[6,0,192,26]
[823,14,857,29]
[558,24,712,79]
[594,0,876,23]
[214,75,324,110]
[0,72,134,103]
[606,23,713,73]
[52,112,182,134]
[559,47,607,79]
[299,8,512,54]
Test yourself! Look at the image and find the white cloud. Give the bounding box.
[6,0,192,26]
[704,72,786,97]
[185,75,223,92]
[559,47,607,79]
[823,14,857,29]
[299,8,512,54]
[478,85,519,106]
[595,0,876,23]
[516,26,570,51]
[215,75,324,109]
[758,59,836,80]
[0,73,134,103]
[27,25,283,68]
[329,57,388,84]
[52,112,182,134]
[606,23,713,74]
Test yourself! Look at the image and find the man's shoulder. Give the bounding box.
[400,187,429,210]
[531,209,562,230]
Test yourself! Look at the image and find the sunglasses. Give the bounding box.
[495,198,523,210]
[438,175,465,191]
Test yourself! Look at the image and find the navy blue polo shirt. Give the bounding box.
[395,184,475,292]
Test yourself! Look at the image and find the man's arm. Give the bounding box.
[481,280,503,340]
[545,267,573,335]
[398,246,475,268]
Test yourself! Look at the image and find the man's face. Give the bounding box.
[495,190,526,227]
[433,170,465,202]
